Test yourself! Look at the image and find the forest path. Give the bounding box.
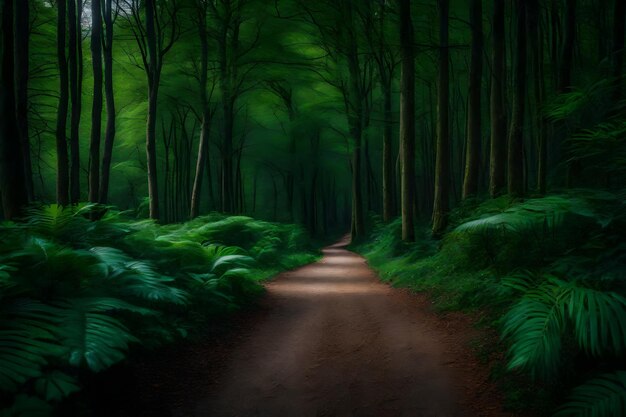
[190,236,463,416]
[116,237,520,417]
[153,236,508,417]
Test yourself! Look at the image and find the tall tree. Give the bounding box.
[462,0,483,200]
[1,0,29,218]
[558,0,576,92]
[612,0,625,101]
[89,0,103,203]
[399,0,415,241]
[506,0,527,197]
[190,0,215,219]
[68,0,83,203]
[122,0,180,220]
[432,0,450,237]
[489,0,506,197]
[14,0,34,201]
[528,0,548,194]
[56,0,70,206]
[100,0,117,204]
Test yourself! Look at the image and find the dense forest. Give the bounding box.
[1,0,625,416]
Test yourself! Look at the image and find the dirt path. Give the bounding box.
[113,237,522,417]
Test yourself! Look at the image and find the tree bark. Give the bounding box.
[399,0,415,241]
[382,80,394,222]
[190,2,211,219]
[1,0,28,219]
[146,0,160,219]
[89,0,103,204]
[462,0,483,200]
[489,0,506,197]
[56,0,70,206]
[68,0,82,203]
[612,0,625,101]
[100,0,116,204]
[507,0,527,198]
[558,0,576,92]
[14,0,34,201]
[432,0,450,237]
[528,0,548,194]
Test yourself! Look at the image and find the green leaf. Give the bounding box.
[555,371,626,417]
[34,371,81,401]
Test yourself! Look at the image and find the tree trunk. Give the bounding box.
[559,0,576,92]
[507,0,527,198]
[146,0,160,220]
[612,0,625,101]
[190,3,210,219]
[100,0,117,204]
[14,0,34,201]
[89,0,103,204]
[1,0,28,219]
[399,0,415,241]
[56,0,70,206]
[432,0,450,237]
[462,0,483,200]
[489,0,506,197]
[382,79,394,222]
[68,0,82,203]
[528,0,548,194]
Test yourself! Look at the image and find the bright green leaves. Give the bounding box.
[503,276,626,379]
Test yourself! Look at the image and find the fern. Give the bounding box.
[555,371,626,417]
[503,278,569,379]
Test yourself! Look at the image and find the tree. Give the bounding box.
[399,0,415,241]
[190,0,216,219]
[506,0,527,198]
[432,0,450,237]
[489,0,506,198]
[100,0,117,204]
[462,0,483,200]
[89,0,104,203]
[122,0,180,220]
[56,0,70,206]
[14,0,34,201]
[611,0,625,101]
[1,0,29,219]
[68,0,83,203]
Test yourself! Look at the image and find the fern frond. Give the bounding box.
[503,279,570,379]
[555,371,626,417]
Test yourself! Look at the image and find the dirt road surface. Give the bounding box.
[112,237,520,417]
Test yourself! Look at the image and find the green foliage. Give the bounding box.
[357,190,626,416]
[555,371,626,417]
[0,204,316,414]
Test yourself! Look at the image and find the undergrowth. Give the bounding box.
[0,205,318,416]
[356,190,626,417]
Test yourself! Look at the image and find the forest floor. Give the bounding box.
[99,237,531,417]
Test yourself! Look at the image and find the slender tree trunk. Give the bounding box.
[56,0,70,206]
[612,0,625,101]
[68,0,82,203]
[489,0,506,197]
[100,0,116,204]
[382,79,394,222]
[190,3,210,219]
[432,0,450,237]
[462,0,483,199]
[507,0,527,198]
[559,0,576,92]
[14,0,34,201]
[1,0,28,219]
[399,0,415,241]
[89,0,103,204]
[146,0,160,219]
[528,0,548,194]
